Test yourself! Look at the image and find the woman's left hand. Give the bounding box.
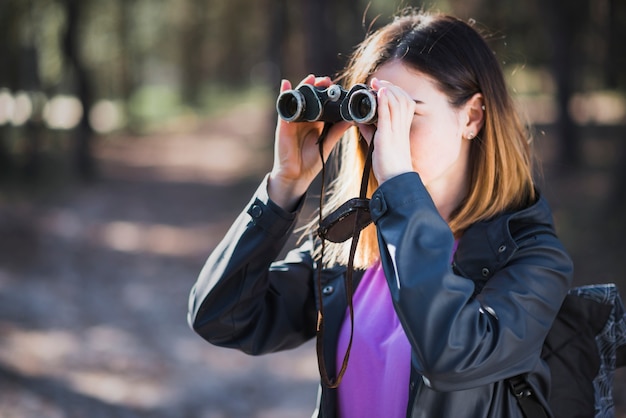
[357,78,416,185]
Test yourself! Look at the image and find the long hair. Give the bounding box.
[304,10,535,268]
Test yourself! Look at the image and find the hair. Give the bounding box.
[303,9,536,269]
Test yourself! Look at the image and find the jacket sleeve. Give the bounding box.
[369,172,574,391]
[187,175,318,355]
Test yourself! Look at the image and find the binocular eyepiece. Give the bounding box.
[276,83,377,124]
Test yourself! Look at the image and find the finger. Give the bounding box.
[280,79,292,93]
[375,87,391,132]
[300,74,316,86]
[382,86,400,110]
[373,79,413,104]
[377,84,416,122]
[313,76,333,87]
[374,78,396,89]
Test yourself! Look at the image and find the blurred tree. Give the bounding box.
[295,0,376,79]
[0,0,47,181]
[541,0,588,169]
[180,0,209,106]
[19,44,44,180]
[301,0,338,77]
[606,0,626,89]
[119,0,138,124]
[223,0,266,85]
[608,0,626,211]
[63,0,96,180]
[266,0,288,88]
[0,1,17,179]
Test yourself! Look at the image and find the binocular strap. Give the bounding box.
[315,123,375,389]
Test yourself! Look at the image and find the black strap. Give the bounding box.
[507,375,550,418]
[314,125,375,388]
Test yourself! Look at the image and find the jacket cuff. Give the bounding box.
[245,174,304,237]
[369,172,432,222]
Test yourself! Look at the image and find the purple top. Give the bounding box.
[336,261,411,418]
[336,241,458,417]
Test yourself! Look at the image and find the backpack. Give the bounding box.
[509,283,626,418]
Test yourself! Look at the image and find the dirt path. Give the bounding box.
[0,107,322,417]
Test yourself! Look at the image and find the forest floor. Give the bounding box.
[0,101,625,417]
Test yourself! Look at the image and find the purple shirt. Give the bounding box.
[336,261,411,418]
[336,242,458,417]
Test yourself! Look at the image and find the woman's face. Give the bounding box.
[369,60,473,196]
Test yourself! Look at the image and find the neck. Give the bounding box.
[425,167,470,224]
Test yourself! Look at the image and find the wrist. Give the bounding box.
[267,173,308,212]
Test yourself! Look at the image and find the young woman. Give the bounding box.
[188,10,573,418]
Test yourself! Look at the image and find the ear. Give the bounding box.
[462,93,485,139]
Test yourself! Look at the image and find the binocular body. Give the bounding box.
[276,83,377,124]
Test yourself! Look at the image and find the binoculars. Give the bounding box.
[276,83,377,124]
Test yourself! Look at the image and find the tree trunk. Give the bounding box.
[180,0,208,106]
[543,0,583,170]
[0,1,17,179]
[19,45,43,180]
[118,0,137,129]
[301,0,338,77]
[267,0,287,84]
[63,0,96,180]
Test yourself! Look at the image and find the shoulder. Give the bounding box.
[454,191,572,282]
[462,191,558,253]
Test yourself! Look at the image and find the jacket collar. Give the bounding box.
[453,193,557,290]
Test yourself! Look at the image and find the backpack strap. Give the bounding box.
[507,375,549,418]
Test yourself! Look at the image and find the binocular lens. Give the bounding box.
[276,90,305,122]
[355,97,372,118]
[348,90,377,124]
[283,96,299,118]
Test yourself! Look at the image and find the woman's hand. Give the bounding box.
[268,75,350,211]
[357,78,416,185]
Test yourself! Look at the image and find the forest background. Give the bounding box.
[1,0,625,417]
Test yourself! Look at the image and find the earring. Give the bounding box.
[466,131,475,140]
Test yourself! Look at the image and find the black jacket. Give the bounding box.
[188,172,573,418]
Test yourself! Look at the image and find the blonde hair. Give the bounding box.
[303,11,535,268]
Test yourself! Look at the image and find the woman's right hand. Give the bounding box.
[268,75,350,211]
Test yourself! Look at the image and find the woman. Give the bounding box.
[188,10,573,418]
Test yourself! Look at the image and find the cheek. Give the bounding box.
[408,121,465,175]
[409,117,461,155]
